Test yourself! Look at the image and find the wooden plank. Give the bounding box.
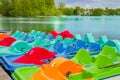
[0,66,11,80]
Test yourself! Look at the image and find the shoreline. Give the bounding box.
[0,15,120,18]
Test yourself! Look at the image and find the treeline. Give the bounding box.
[0,0,61,17]
[0,1,120,17]
[62,7,120,16]
[59,2,120,16]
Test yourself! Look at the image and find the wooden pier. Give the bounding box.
[0,66,12,80]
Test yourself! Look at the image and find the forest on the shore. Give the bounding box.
[0,0,120,17]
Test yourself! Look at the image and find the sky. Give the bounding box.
[55,0,120,8]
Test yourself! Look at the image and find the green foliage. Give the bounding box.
[58,2,65,10]
[115,8,120,15]
[104,8,116,16]
[91,8,104,16]
[0,0,120,17]
[0,0,10,16]
[63,8,74,15]
[73,6,85,15]
[0,0,57,17]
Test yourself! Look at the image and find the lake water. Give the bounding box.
[0,16,120,39]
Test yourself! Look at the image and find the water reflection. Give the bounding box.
[0,17,54,33]
[0,16,120,39]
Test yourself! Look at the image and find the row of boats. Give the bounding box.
[0,30,120,80]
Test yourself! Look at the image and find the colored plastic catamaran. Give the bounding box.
[30,57,85,80]
[70,46,120,80]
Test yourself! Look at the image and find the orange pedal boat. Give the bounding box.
[0,33,9,40]
[30,57,83,80]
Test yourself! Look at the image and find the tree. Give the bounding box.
[0,0,10,16]
[9,0,23,17]
[58,2,65,15]
[63,8,74,15]
[58,2,65,10]
[1,0,120,17]
[73,6,85,15]
[115,8,120,15]
[104,7,109,15]
[91,8,104,16]
[45,0,55,16]
[104,8,116,16]
[1,0,56,17]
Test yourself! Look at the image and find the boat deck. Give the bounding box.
[0,64,120,80]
